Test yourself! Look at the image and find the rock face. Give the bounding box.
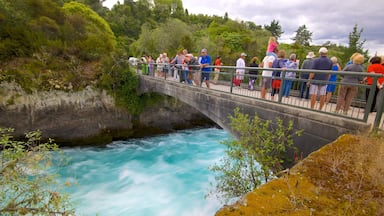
[0,82,215,145]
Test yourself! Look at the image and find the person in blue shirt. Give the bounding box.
[307,47,333,110]
[199,48,212,88]
[325,56,341,104]
[282,53,298,98]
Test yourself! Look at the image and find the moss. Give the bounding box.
[216,134,384,216]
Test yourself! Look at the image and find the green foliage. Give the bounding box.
[62,1,116,60]
[0,0,119,92]
[264,19,284,39]
[0,128,73,215]
[343,24,368,63]
[98,54,140,114]
[133,18,192,57]
[292,24,313,46]
[208,108,302,203]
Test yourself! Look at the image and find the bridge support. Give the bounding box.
[139,75,371,161]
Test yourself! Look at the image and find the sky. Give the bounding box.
[103,0,384,56]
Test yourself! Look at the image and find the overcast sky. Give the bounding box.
[104,0,384,56]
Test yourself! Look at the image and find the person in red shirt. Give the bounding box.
[366,56,384,112]
[213,56,222,84]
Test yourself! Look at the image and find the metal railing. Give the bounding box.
[136,62,384,130]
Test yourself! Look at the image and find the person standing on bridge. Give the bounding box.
[364,56,384,112]
[299,51,315,100]
[182,49,192,85]
[156,53,163,78]
[325,56,342,104]
[171,51,184,82]
[307,47,332,110]
[334,53,365,114]
[213,56,222,84]
[260,47,278,99]
[184,53,200,86]
[282,53,298,98]
[248,56,259,91]
[199,48,212,88]
[235,52,247,87]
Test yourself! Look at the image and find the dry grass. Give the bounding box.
[216,133,384,216]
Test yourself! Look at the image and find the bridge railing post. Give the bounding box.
[230,68,235,93]
[363,77,378,122]
[373,88,384,130]
[278,70,285,103]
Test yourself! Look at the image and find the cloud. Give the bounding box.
[182,0,384,56]
[103,0,384,56]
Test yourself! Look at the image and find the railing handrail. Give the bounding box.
[137,62,384,130]
[146,63,384,78]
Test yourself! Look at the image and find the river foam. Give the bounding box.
[56,128,230,216]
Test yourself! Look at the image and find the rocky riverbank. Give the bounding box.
[215,133,384,215]
[0,81,215,146]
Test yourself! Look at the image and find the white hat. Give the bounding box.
[319,47,328,54]
[306,51,315,58]
[186,53,193,57]
[241,52,247,56]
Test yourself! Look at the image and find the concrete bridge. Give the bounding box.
[138,74,377,158]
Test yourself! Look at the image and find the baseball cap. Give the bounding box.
[319,47,328,54]
[241,52,247,56]
[201,48,207,53]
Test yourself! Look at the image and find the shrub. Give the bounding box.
[208,107,302,203]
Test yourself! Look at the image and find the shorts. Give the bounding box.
[261,77,272,89]
[271,79,281,89]
[310,84,327,96]
[201,71,210,81]
[326,84,336,93]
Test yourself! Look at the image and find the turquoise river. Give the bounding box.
[56,128,231,216]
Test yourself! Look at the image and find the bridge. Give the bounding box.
[137,65,383,158]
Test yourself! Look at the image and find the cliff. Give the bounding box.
[216,134,384,215]
[0,81,215,145]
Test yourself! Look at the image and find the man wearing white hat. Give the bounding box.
[307,47,333,110]
[235,52,247,86]
[299,51,316,99]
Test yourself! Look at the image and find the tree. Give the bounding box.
[208,108,301,203]
[292,24,312,46]
[132,18,192,57]
[264,19,284,39]
[0,128,73,215]
[343,24,368,62]
[62,1,117,60]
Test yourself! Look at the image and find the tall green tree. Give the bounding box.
[264,19,284,39]
[0,128,73,215]
[153,0,183,22]
[292,24,312,46]
[208,108,301,203]
[132,18,192,57]
[343,24,368,62]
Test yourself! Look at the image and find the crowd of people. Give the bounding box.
[137,36,384,114]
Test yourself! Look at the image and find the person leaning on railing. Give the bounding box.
[307,47,332,111]
[334,53,365,114]
[365,56,384,112]
[184,53,200,86]
[300,51,315,100]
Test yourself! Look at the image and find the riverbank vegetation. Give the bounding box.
[0,128,73,215]
[0,0,368,113]
[207,108,302,203]
[216,132,384,215]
